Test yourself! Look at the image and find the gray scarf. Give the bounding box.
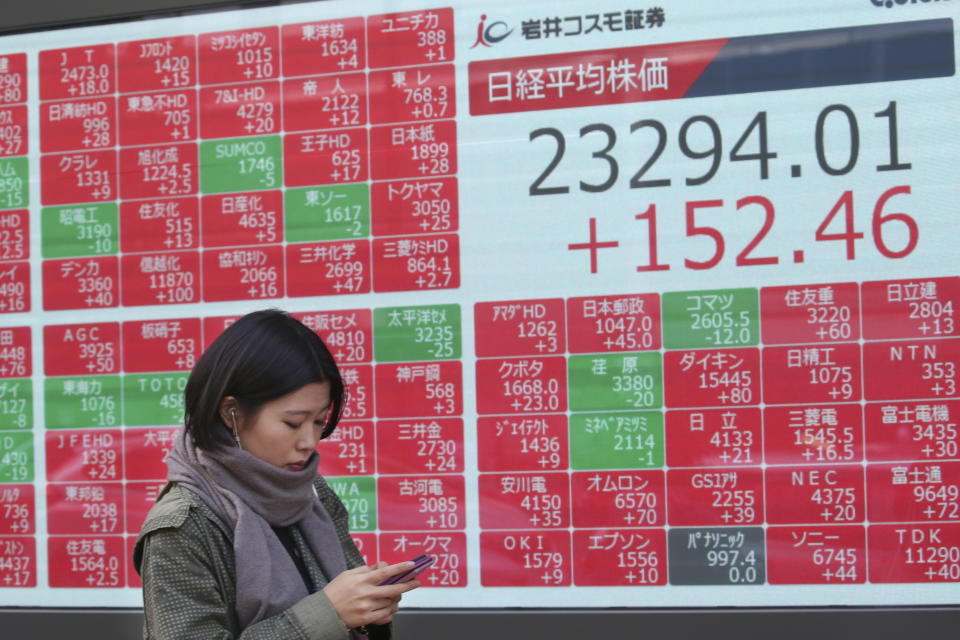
[165,426,347,628]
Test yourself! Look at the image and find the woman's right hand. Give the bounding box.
[322,561,420,629]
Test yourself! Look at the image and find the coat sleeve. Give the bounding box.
[140,516,350,640]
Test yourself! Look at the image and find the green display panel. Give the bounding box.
[122,373,188,426]
[569,411,665,470]
[199,136,281,193]
[373,304,461,362]
[0,379,31,430]
[285,184,370,241]
[41,203,118,258]
[44,376,121,429]
[327,476,376,532]
[662,289,760,349]
[567,353,663,411]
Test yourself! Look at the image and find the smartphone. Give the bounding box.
[376,554,434,585]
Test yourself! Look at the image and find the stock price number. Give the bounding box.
[532,103,922,272]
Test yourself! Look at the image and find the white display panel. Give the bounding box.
[0,0,956,610]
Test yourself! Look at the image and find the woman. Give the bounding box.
[134,309,419,639]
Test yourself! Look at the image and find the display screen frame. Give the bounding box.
[0,0,956,631]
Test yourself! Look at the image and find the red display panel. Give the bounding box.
[865,400,960,462]
[117,36,197,93]
[474,299,565,357]
[40,97,116,153]
[372,233,459,292]
[0,105,27,156]
[40,150,116,204]
[198,27,279,85]
[567,293,661,353]
[0,54,27,105]
[294,308,372,364]
[118,90,198,146]
[377,475,464,530]
[39,44,115,101]
[119,143,197,199]
[571,470,665,528]
[286,240,371,297]
[45,430,122,483]
[368,64,455,123]
[199,81,280,138]
[46,483,123,535]
[863,339,959,400]
[351,532,378,567]
[862,277,958,340]
[468,39,725,117]
[120,251,200,307]
[665,408,762,467]
[379,531,466,587]
[317,421,374,476]
[767,525,865,584]
[376,418,463,475]
[120,197,198,254]
[476,356,566,415]
[478,472,570,529]
[0,326,30,378]
[866,461,960,522]
[123,428,180,480]
[201,314,242,349]
[366,9,455,69]
[763,404,864,465]
[762,343,862,404]
[0,262,29,313]
[868,523,960,582]
[282,73,367,132]
[761,282,860,344]
[476,414,568,472]
[666,468,764,526]
[0,485,34,535]
[573,529,668,586]
[201,191,282,247]
[370,177,458,237]
[0,536,36,587]
[764,465,866,524]
[479,530,571,586]
[201,245,283,301]
[0,209,28,261]
[43,322,119,376]
[370,121,457,180]
[282,18,365,76]
[374,361,462,418]
[121,318,201,372]
[42,257,117,310]
[284,128,368,186]
[124,482,167,534]
[663,348,760,407]
[48,535,124,587]
[340,365,373,421]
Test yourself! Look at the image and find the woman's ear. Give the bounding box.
[219,396,239,431]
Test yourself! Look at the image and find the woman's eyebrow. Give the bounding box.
[283,404,331,416]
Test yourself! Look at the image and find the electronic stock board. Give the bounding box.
[0,0,957,610]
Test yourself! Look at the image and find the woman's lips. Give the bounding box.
[286,461,306,471]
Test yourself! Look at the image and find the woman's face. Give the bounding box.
[232,382,332,470]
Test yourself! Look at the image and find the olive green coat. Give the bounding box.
[134,476,388,640]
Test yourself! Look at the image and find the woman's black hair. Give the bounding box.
[184,309,344,450]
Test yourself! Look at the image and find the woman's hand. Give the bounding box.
[322,561,420,629]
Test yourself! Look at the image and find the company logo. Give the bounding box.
[471,14,514,48]
[871,0,951,7]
